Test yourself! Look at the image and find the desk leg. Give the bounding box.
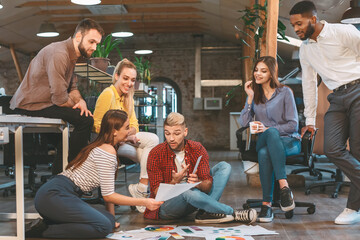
[62,126,69,171]
[15,126,25,240]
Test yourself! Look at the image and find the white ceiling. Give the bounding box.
[0,0,351,62]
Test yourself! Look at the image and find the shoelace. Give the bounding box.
[207,212,226,217]
[200,212,225,217]
[234,210,251,222]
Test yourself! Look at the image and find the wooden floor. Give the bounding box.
[0,151,358,239]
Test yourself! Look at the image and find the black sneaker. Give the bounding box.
[233,209,257,224]
[25,218,48,238]
[280,186,295,212]
[257,205,274,223]
[195,210,234,223]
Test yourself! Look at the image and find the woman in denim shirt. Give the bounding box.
[239,56,301,223]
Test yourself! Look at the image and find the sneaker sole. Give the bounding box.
[335,218,360,225]
[248,209,257,224]
[195,215,234,224]
[257,214,274,223]
[280,201,295,212]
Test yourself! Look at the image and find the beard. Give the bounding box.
[78,37,92,58]
[301,22,315,40]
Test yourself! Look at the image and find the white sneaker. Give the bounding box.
[128,183,149,213]
[334,208,360,225]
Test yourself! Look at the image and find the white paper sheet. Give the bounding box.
[155,182,201,201]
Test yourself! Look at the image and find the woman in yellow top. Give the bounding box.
[93,58,159,213]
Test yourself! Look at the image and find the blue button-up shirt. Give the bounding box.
[239,86,300,138]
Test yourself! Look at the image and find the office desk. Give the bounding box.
[0,115,69,240]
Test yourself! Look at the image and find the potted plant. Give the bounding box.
[133,56,151,91]
[225,0,289,106]
[90,34,124,72]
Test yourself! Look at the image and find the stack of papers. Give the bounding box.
[107,225,278,240]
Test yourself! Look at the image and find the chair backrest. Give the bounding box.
[236,125,318,167]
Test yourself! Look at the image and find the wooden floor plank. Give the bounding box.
[0,151,358,239]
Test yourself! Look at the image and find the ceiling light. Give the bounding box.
[341,0,360,24]
[37,22,59,37]
[112,23,133,38]
[71,0,101,5]
[134,49,153,55]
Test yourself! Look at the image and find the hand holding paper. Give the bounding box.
[155,182,201,201]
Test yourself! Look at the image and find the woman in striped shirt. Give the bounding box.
[26,110,163,239]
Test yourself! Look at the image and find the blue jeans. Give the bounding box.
[34,175,115,239]
[256,128,301,202]
[159,161,233,219]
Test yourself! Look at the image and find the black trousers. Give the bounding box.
[16,105,93,174]
[324,83,360,211]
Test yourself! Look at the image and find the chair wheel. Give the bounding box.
[242,203,250,210]
[305,189,311,195]
[307,206,315,214]
[331,192,338,198]
[130,206,136,211]
[285,210,293,219]
[320,186,326,192]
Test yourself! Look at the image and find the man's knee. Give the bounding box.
[181,189,202,202]
[213,161,231,175]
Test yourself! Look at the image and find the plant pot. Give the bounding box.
[90,58,110,72]
[134,81,140,90]
[138,82,147,91]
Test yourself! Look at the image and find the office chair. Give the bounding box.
[238,128,316,219]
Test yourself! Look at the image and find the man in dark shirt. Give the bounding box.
[10,18,104,173]
[144,112,257,224]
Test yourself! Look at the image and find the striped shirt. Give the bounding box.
[61,147,117,196]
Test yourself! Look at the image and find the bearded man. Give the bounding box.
[290,1,360,225]
[10,18,104,173]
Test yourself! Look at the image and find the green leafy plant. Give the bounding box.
[134,56,151,85]
[225,0,289,106]
[91,34,124,58]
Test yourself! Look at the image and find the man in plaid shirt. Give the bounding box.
[144,112,257,223]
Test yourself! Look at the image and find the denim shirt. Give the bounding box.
[239,86,300,139]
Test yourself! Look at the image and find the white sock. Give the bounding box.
[137,182,148,192]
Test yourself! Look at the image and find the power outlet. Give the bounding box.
[0,127,9,144]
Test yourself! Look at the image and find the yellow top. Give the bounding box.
[93,85,139,134]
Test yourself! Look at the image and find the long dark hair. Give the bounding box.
[252,56,283,104]
[66,109,128,171]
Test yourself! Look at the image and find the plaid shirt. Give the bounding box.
[144,139,213,219]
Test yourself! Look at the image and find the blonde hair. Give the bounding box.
[164,112,186,127]
[112,58,137,114]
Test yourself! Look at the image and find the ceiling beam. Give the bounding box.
[127,6,201,13]
[36,9,91,15]
[35,6,200,15]
[49,14,204,22]
[18,0,201,7]
[57,21,206,33]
